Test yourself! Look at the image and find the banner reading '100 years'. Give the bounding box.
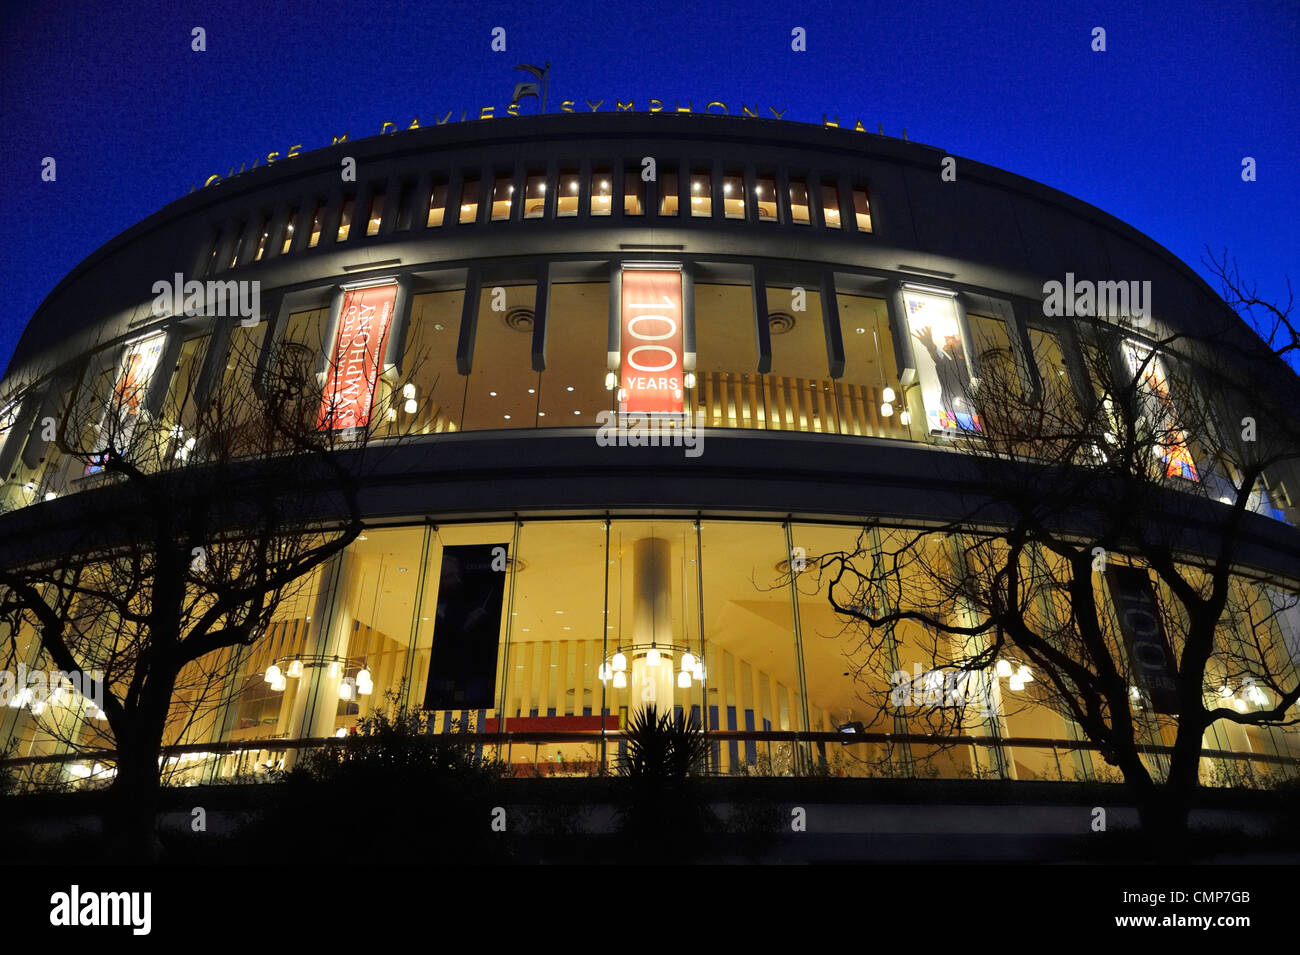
[317,283,398,431]
[619,268,684,415]
[901,290,981,435]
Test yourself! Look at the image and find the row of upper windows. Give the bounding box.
[205,164,874,275]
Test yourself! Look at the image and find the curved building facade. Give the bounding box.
[2,111,1299,788]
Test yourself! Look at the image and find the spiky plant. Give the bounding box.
[616,704,709,780]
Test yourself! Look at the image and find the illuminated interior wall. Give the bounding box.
[764,281,835,434]
[538,283,611,428]
[691,283,762,428]
[461,283,538,431]
[388,290,465,436]
[836,294,915,440]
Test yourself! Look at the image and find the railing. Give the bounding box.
[6,729,1298,790]
[694,372,916,440]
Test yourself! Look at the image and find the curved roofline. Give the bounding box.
[20,111,1230,345]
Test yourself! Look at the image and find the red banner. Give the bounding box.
[318,284,397,431]
[619,269,684,415]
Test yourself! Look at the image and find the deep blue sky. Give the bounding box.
[1,0,1296,372]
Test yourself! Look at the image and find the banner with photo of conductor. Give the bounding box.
[902,290,981,435]
[1122,340,1199,482]
[86,335,166,475]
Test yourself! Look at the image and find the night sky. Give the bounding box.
[1,0,1295,374]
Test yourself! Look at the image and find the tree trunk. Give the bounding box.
[108,745,163,863]
[105,684,174,863]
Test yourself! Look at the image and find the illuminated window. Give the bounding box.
[723,172,744,219]
[852,187,873,232]
[386,291,466,436]
[206,230,221,274]
[658,170,679,216]
[835,294,911,440]
[365,193,384,236]
[690,170,711,217]
[523,173,546,218]
[337,199,353,241]
[557,170,580,216]
[491,176,513,221]
[538,283,610,428]
[690,284,758,428]
[160,334,212,444]
[462,284,540,430]
[762,281,835,433]
[820,183,842,229]
[253,215,271,260]
[788,180,810,224]
[969,315,1021,396]
[623,171,644,215]
[228,223,245,268]
[427,182,448,227]
[459,179,480,224]
[590,169,612,216]
[754,176,777,221]
[280,209,298,255]
[1028,327,1075,412]
[308,202,324,248]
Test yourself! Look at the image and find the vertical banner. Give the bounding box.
[1107,565,1180,714]
[317,283,398,431]
[86,335,166,475]
[901,290,980,434]
[423,544,508,711]
[1123,340,1198,481]
[619,268,684,415]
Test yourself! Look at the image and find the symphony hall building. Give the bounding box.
[2,110,1299,790]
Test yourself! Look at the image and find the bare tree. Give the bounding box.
[0,311,429,859]
[805,315,1300,835]
[1204,246,1298,363]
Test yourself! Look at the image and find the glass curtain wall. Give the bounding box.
[7,515,1297,786]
